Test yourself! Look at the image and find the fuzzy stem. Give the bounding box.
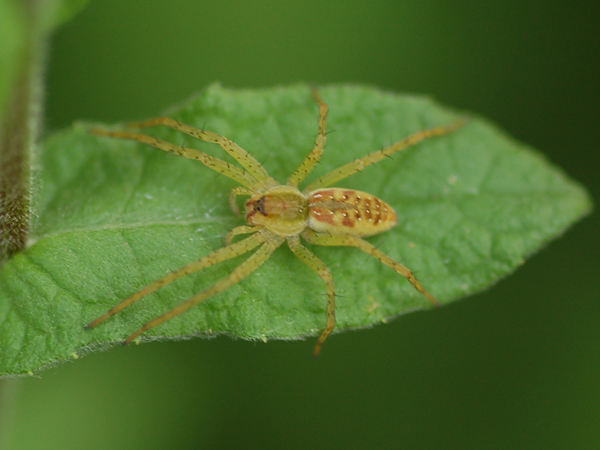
[0,0,46,261]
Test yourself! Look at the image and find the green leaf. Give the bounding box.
[0,85,592,376]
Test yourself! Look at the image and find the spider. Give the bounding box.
[86,91,466,356]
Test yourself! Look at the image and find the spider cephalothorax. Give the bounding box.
[245,187,307,236]
[86,91,466,356]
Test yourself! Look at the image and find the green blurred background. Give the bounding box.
[6,0,599,448]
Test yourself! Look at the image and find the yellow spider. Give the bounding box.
[86,91,466,356]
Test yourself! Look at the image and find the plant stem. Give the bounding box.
[0,0,46,262]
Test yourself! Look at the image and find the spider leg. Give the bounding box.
[123,234,284,344]
[229,186,253,216]
[287,90,329,187]
[125,117,273,184]
[85,232,267,330]
[287,235,335,357]
[303,117,467,192]
[90,128,258,189]
[302,229,440,306]
[225,225,261,246]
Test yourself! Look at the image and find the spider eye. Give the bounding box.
[255,196,268,216]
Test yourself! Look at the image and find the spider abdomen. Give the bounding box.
[307,188,397,237]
